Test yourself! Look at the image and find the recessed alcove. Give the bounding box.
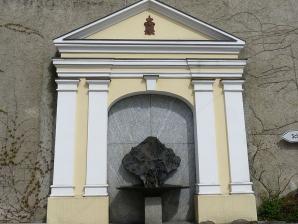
[107,94,195,223]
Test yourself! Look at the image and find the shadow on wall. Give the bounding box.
[45,51,60,195]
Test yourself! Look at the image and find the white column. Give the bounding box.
[84,80,110,196]
[51,79,79,196]
[222,80,253,194]
[193,80,220,195]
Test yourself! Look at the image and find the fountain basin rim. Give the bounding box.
[117,184,189,197]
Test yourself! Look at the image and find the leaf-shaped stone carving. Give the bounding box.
[122,136,181,188]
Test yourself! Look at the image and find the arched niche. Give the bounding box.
[107,93,195,223]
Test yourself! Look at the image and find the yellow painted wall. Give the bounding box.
[156,78,194,107]
[87,10,212,40]
[108,78,194,107]
[213,79,230,194]
[108,78,147,106]
[195,194,257,223]
[74,79,88,196]
[47,197,109,224]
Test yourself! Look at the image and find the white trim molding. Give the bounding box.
[53,58,246,66]
[230,182,254,194]
[193,80,220,195]
[50,185,75,197]
[222,80,253,194]
[53,0,244,54]
[54,42,244,54]
[144,75,159,91]
[54,0,245,42]
[84,80,110,196]
[53,58,246,79]
[51,80,79,197]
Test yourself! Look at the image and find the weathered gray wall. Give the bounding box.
[0,0,297,222]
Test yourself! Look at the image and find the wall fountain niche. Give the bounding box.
[107,94,195,223]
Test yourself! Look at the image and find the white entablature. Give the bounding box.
[53,58,246,79]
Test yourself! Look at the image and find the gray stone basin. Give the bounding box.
[117,184,189,197]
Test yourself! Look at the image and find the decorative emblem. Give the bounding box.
[281,130,298,143]
[144,15,155,35]
[122,137,181,188]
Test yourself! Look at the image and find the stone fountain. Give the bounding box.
[118,136,189,224]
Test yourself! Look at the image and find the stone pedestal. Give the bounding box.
[145,197,162,224]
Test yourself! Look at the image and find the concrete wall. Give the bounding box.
[0,0,297,222]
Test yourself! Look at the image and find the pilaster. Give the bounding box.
[222,80,253,194]
[84,80,110,196]
[192,80,220,195]
[51,79,79,196]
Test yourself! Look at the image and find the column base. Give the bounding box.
[230,182,253,194]
[84,184,108,196]
[196,184,221,195]
[194,194,257,224]
[50,185,74,196]
[47,196,109,224]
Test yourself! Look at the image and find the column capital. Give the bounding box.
[87,79,110,92]
[56,79,79,92]
[192,80,215,92]
[222,80,245,92]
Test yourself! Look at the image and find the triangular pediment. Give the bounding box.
[54,0,244,44]
[86,9,212,40]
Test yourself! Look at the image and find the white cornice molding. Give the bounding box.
[54,42,243,54]
[54,0,150,42]
[56,72,244,79]
[187,59,246,66]
[53,0,245,55]
[148,0,244,44]
[53,59,246,79]
[53,58,246,66]
[191,73,242,79]
[55,40,243,45]
[54,0,245,45]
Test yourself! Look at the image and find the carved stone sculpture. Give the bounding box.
[122,136,181,188]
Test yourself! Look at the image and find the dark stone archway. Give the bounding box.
[108,94,195,224]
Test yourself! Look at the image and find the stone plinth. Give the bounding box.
[145,197,162,224]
